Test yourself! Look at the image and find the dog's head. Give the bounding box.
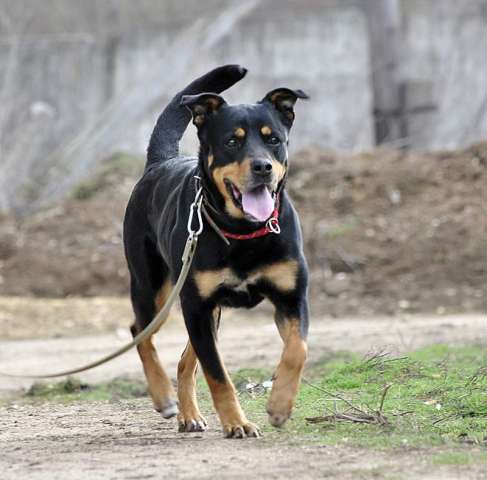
[181,88,308,222]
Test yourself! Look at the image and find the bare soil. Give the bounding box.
[1,298,487,479]
[3,400,486,480]
[1,144,487,316]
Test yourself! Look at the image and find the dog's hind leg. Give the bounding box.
[176,340,207,432]
[130,278,178,418]
[128,240,178,418]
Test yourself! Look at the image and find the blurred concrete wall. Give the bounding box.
[114,1,371,155]
[0,0,487,214]
[402,0,487,149]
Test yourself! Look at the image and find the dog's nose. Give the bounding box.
[251,159,273,176]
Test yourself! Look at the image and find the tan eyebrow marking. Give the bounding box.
[260,125,272,136]
[234,127,246,138]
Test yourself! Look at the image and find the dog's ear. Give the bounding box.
[181,93,226,127]
[261,88,308,128]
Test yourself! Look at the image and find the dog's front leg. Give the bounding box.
[266,267,309,428]
[181,299,261,438]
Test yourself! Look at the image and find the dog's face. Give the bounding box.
[182,89,307,222]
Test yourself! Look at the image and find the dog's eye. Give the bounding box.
[225,137,240,149]
[267,135,281,146]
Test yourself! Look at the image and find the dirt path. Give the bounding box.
[1,306,487,479]
[1,310,486,394]
[3,399,485,480]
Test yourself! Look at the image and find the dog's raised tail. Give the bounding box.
[146,65,247,168]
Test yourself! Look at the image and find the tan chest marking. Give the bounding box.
[259,260,298,292]
[194,260,298,299]
[195,268,235,299]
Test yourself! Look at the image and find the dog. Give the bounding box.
[123,65,309,438]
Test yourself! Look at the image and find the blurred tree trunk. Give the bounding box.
[364,0,404,145]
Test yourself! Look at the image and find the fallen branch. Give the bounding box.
[304,380,393,427]
[378,383,392,413]
[363,349,409,369]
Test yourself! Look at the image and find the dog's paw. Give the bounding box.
[266,402,292,428]
[178,414,207,433]
[267,410,290,428]
[156,399,179,419]
[223,421,261,439]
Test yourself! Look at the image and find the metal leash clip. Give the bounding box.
[183,182,204,262]
[187,185,204,238]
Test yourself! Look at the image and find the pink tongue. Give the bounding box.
[241,186,274,222]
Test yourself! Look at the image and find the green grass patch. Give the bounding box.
[24,376,147,404]
[228,344,487,449]
[432,451,487,465]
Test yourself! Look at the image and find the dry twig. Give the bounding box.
[304,379,393,427]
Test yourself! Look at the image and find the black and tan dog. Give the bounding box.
[123,65,309,438]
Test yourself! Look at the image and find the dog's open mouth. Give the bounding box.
[225,179,275,222]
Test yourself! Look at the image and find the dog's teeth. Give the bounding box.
[231,185,242,202]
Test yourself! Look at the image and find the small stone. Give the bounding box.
[262,380,273,390]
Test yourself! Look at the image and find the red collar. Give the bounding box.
[220,205,280,240]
